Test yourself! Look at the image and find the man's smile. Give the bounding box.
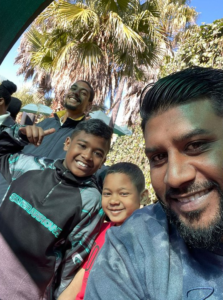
[167,188,214,213]
[68,95,81,103]
[170,188,212,203]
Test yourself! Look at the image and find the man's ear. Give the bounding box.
[63,137,71,151]
[140,189,149,206]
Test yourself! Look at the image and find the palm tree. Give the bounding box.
[121,0,198,126]
[15,0,162,117]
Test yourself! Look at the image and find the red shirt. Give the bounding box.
[76,222,114,300]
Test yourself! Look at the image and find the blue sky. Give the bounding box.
[0,0,223,88]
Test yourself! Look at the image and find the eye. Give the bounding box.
[150,153,167,166]
[103,192,111,196]
[186,141,210,154]
[94,151,103,158]
[81,91,88,96]
[120,192,129,196]
[78,143,86,149]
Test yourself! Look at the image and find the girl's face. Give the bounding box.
[102,173,141,226]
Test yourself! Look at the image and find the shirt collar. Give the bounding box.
[0,111,10,126]
[56,110,85,125]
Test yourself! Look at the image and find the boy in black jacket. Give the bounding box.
[0,119,112,300]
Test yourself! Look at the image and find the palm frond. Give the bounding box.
[108,12,145,52]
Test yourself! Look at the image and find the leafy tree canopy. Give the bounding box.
[160,18,223,77]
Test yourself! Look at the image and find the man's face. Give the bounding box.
[63,131,108,177]
[64,81,92,114]
[144,99,223,248]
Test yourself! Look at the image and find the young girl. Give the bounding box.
[58,162,148,300]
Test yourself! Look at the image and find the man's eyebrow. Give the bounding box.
[145,147,159,155]
[172,128,212,143]
[77,139,105,154]
[71,85,89,93]
[145,128,212,155]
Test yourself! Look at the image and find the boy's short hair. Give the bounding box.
[106,162,145,194]
[71,119,113,151]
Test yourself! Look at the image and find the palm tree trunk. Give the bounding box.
[109,77,126,129]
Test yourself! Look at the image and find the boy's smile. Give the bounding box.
[102,173,141,225]
[63,131,108,177]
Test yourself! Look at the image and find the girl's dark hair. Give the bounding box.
[140,67,223,132]
[0,80,17,106]
[106,162,145,194]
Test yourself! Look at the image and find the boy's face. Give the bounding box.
[63,131,108,177]
[102,173,141,225]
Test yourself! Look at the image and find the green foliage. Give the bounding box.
[160,18,223,77]
[13,85,52,107]
[106,124,156,204]
[16,0,162,108]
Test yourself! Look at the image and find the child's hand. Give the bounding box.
[19,125,56,146]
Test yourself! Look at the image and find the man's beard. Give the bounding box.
[158,181,223,250]
[64,96,81,111]
[64,102,78,111]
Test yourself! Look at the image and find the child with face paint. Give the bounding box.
[58,162,148,300]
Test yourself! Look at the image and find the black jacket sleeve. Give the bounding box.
[0,125,29,182]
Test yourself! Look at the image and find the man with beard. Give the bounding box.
[0,80,94,203]
[22,80,94,158]
[85,67,223,300]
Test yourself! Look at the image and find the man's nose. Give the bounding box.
[164,153,196,188]
[74,89,80,96]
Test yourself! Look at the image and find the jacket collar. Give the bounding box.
[1,115,15,127]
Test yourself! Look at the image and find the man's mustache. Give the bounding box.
[65,94,81,103]
[165,180,216,200]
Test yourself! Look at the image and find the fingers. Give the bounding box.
[19,126,55,146]
[44,128,56,136]
[25,125,45,146]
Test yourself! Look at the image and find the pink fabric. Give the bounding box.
[0,234,42,300]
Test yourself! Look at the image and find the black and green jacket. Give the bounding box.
[0,125,104,299]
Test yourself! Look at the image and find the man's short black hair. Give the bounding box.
[140,67,223,132]
[106,162,145,194]
[0,80,17,106]
[74,80,95,103]
[71,119,113,151]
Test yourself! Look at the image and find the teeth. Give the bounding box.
[77,161,87,167]
[177,190,209,203]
